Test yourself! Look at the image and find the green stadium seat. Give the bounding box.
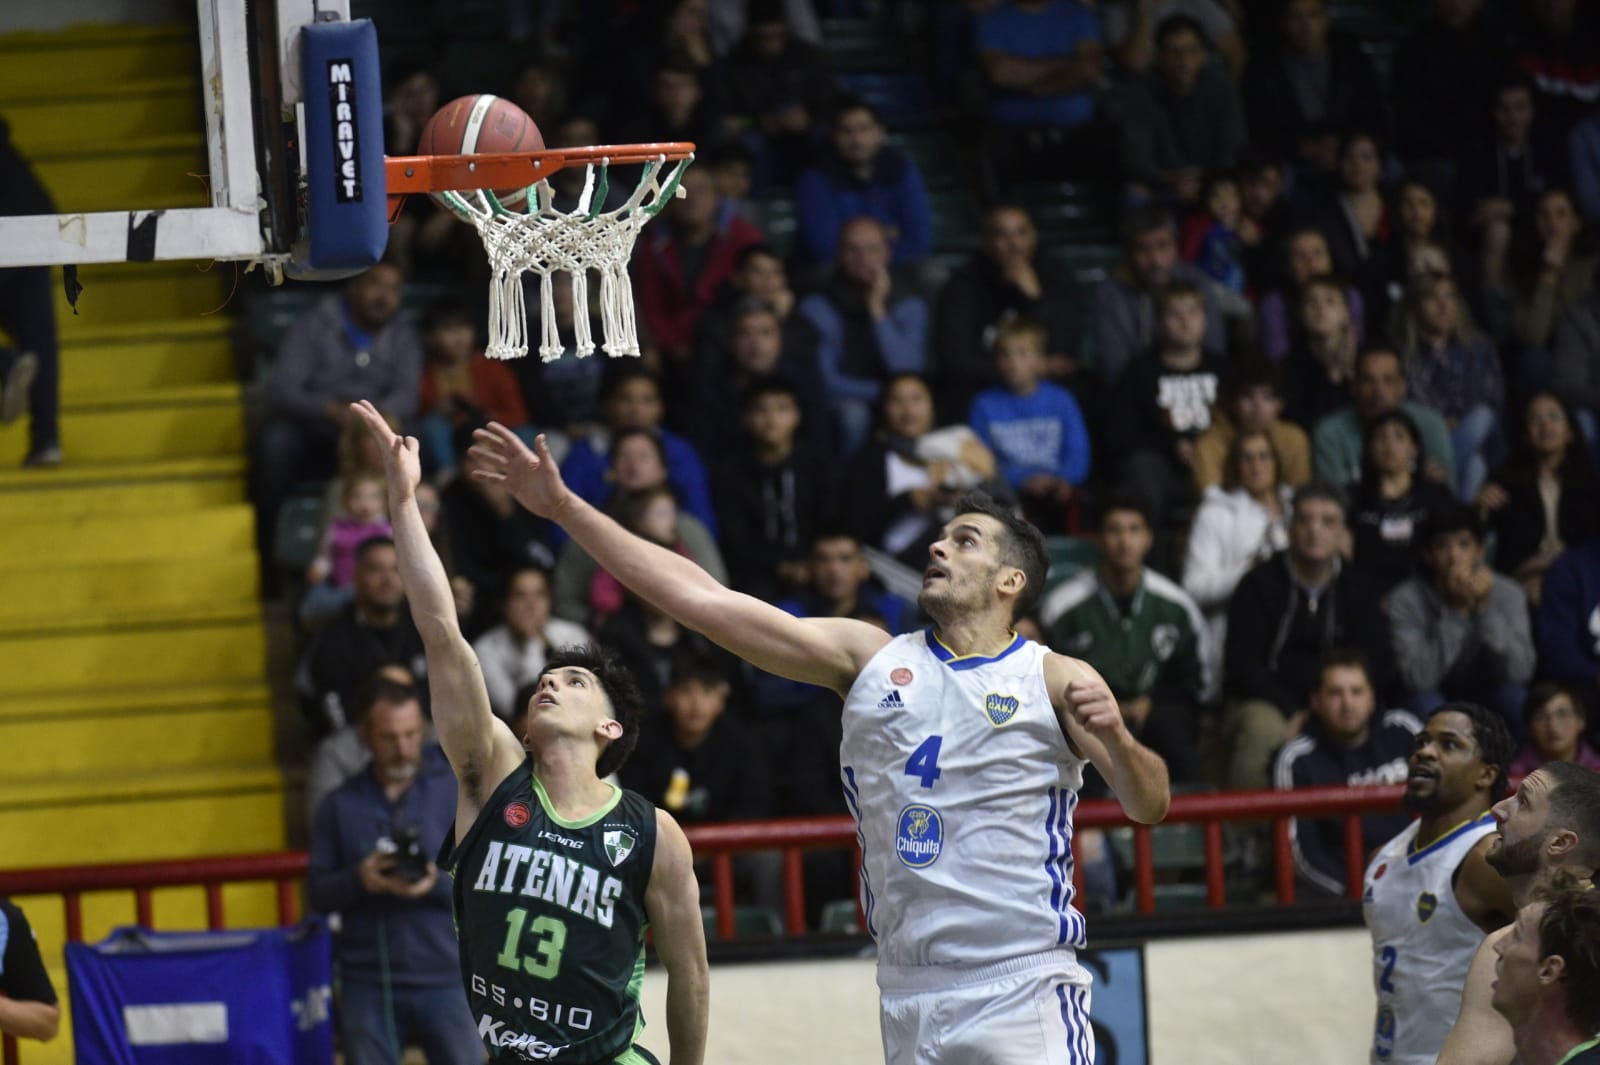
[273,494,326,573]
[700,905,784,940]
[819,899,861,934]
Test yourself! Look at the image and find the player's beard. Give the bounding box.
[1485,830,1546,878]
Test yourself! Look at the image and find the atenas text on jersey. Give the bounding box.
[470,841,626,928]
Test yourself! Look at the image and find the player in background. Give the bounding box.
[469,422,1170,1065]
[1362,703,1515,1065]
[1434,762,1600,1065]
[1488,878,1600,1065]
[350,401,709,1065]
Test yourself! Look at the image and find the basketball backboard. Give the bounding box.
[0,0,387,281]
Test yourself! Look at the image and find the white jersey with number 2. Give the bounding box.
[840,630,1089,974]
[1362,813,1496,1065]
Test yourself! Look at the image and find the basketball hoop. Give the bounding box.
[385,143,695,362]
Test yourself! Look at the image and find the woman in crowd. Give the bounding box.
[1349,410,1459,592]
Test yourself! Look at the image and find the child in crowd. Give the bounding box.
[414,299,532,478]
[589,485,691,627]
[967,318,1091,532]
[1509,683,1600,779]
[301,470,393,625]
[1183,172,1248,300]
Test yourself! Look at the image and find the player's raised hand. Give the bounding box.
[349,400,420,500]
[469,423,571,519]
[1064,678,1130,742]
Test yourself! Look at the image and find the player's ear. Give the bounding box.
[997,565,1025,599]
[596,717,623,742]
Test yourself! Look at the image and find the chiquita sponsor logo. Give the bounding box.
[895,804,944,869]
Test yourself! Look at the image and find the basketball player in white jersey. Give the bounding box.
[1363,703,1516,1065]
[469,425,1171,1065]
[1435,761,1600,1065]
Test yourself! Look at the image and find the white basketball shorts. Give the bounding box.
[877,949,1094,1065]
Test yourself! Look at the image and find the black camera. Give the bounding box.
[387,825,430,883]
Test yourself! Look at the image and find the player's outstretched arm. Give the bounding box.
[471,424,890,693]
[349,403,523,811]
[646,810,710,1065]
[1435,927,1515,1065]
[1045,654,1170,823]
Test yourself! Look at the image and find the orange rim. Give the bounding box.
[383,142,695,221]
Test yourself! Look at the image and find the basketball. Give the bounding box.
[417,94,544,211]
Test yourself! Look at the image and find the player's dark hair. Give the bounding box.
[354,672,421,726]
[1423,503,1483,548]
[420,296,474,336]
[1124,204,1174,243]
[1526,681,1589,723]
[1539,761,1600,868]
[1291,481,1347,519]
[354,535,396,564]
[1155,11,1209,47]
[954,490,1048,624]
[1098,491,1154,533]
[608,426,667,471]
[1316,648,1370,687]
[832,94,881,127]
[740,374,800,411]
[540,645,644,779]
[1533,878,1600,1034]
[1433,701,1515,800]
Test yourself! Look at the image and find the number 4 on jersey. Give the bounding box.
[904,735,944,788]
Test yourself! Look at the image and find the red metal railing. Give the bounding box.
[0,785,1404,1063]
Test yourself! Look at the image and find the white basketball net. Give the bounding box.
[437,154,693,362]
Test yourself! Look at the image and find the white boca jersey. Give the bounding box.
[1362,813,1496,1065]
[840,630,1089,972]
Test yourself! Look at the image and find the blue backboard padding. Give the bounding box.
[296,19,387,275]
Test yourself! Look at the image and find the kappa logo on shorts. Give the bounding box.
[503,801,531,829]
[984,691,1020,727]
[895,803,944,869]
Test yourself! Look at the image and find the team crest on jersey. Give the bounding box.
[895,803,944,869]
[1417,891,1438,924]
[984,692,1021,727]
[603,828,637,867]
[503,801,531,829]
[1150,623,1179,661]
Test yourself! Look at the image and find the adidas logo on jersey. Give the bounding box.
[878,690,904,709]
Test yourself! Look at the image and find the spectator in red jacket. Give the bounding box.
[633,166,764,367]
[413,298,533,478]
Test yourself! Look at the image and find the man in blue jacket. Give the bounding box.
[794,97,932,271]
[308,675,480,1065]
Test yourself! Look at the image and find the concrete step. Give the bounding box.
[0,383,244,464]
[3,475,242,520]
[0,764,285,867]
[29,133,209,214]
[0,604,264,696]
[59,261,229,327]
[0,502,253,563]
[0,77,200,152]
[0,25,194,98]
[0,554,258,621]
[60,317,236,396]
[0,453,245,495]
[0,682,274,776]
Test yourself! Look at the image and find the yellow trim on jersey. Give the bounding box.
[1407,812,1495,864]
[531,774,622,829]
[928,628,1022,662]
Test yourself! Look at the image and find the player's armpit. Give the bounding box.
[1044,655,1170,823]
[1435,928,1515,1065]
[645,810,709,1065]
[1453,837,1515,933]
[426,631,525,825]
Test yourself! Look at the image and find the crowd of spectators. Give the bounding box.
[256,0,1600,916]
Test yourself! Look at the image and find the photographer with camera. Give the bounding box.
[308,675,480,1064]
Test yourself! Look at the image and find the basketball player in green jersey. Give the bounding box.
[349,400,709,1064]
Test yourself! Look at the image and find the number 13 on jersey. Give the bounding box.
[904,735,944,788]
